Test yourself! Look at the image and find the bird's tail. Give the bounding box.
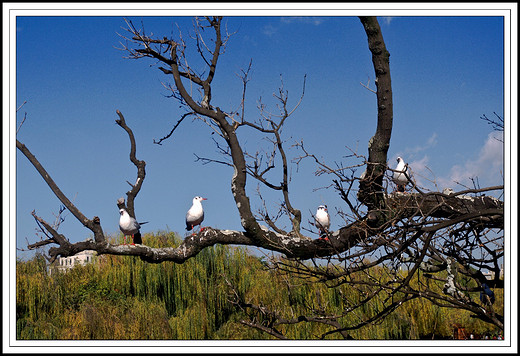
[133,232,143,245]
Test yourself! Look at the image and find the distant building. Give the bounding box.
[50,249,96,275]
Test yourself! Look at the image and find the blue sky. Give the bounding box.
[9,7,511,261]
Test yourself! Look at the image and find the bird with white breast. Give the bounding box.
[392,156,409,192]
[186,196,207,234]
[315,205,330,240]
[119,208,147,245]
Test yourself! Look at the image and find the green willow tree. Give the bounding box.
[17,16,504,338]
[17,238,502,340]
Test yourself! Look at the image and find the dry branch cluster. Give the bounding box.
[17,16,504,338]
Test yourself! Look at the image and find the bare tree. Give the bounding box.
[480,112,504,132]
[17,16,504,337]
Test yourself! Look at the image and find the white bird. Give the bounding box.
[392,156,409,192]
[186,196,207,233]
[315,205,330,239]
[119,208,147,245]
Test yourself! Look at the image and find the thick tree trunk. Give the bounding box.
[357,16,394,219]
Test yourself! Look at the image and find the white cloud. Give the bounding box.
[406,132,438,156]
[440,131,504,190]
[426,132,438,146]
[262,17,325,37]
[389,132,438,181]
[280,17,324,26]
[408,155,432,186]
[391,132,438,164]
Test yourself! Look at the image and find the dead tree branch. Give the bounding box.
[357,16,394,218]
[16,139,106,244]
[115,110,146,218]
[20,16,504,334]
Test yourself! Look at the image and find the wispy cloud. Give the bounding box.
[407,132,438,156]
[408,155,433,187]
[241,34,258,47]
[263,17,324,37]
[381,17,395,25]
[439,131,504,189]
[280,17,324,26]
[392,132,438,162]
[262,23,278,37]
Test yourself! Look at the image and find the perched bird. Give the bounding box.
[119,208,147,245]
[315,205,330,239]
[186,196,207,233]
[480,282,495,305]
[392,156,409,192]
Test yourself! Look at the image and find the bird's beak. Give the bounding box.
[202,198,207,200]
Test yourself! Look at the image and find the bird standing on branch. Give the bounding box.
[392,156,409,192]
[315,205,330,240]
[186,196,207,234]
[119,208,147,245]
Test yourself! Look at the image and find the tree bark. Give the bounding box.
[357,16,394,219]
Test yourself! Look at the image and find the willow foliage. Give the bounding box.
[16,232,502,340]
